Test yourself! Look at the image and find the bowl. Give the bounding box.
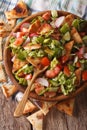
[4,10,87,101]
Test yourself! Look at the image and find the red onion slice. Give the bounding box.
[55,16,65,28]
[36,78,49,87]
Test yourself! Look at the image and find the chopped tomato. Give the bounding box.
[14,38,23,46]
[42,12,51,20]
[64,65,70,77]
[25,74,32,80]
[41,57,50,66]
[35,83,44,95]
[45,65,61,78]
[75,61,81,68]
[29,33,38,38]
[61,55,69,64]
[82,71,87,81]
[16,32,25,38]
[54,65,62,75]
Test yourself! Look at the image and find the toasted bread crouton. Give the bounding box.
[28,20,41,34]
[71,27,83,43]
[0,63,7,82]
[12,58,27,72]
[65,14,74,26]
[4,1,29,19]
[23,100,37,114]
[27,110,44,130]
[1,84,18,98]
[0,37,3,61]
[56,98,75,116]
[65,40,74,54]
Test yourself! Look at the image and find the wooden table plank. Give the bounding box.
[0,87,87,130]
[43,89,87,130]
[0,88,31,130]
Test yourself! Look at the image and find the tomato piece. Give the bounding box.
[25,74,32,80]
[16,32,25,38]
[29,33,38,38]
[35,83,44,95]
[20,22,30,32]
[82,71,87,81]
[75,61,81,68]
[14,38,23,46]
[41,57,50,66]
[45,70,56,78]
[64,65,70,77]
[54,65,62,75]
[42,12,51,20]
[61,55,69,64]
[76,47,84,59]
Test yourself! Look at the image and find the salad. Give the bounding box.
[9,11,87,97]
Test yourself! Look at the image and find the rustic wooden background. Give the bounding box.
[0,87,87,130]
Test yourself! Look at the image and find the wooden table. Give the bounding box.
[0,87,87,130]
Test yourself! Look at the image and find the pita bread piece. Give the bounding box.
[1,84,18,98]
[4,1,29,19]
[23,100,37,115]
[27,110,44,130]
[0,63,7,82]
[0,37,3,61]
[31,99,57,115]
[0,19,12,37]
[56,98,75,116]
[7,19,16,28]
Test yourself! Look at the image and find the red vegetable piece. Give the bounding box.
[64,65,70,77]
[35,83,44,95]
[61,55,69,64]
[41,57,50,66]
[25,74,32,80]
[20,22,30,32]
[14,38,23,46]
[82,71,87,81]
[42,12,51,20]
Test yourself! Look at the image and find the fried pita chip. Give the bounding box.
[31,99,57,115]
[27,110,44,130]
[1,84,18,98]
[71,27,83,43]
[4,1,29,19]
[0,19,12,37]
[0,63,7,82]
[0,37,3,61]
[65,14,74,26]
[15,92,37,114]
[56,98,75,116]
[23,100,37,114]
[7,19,16,28]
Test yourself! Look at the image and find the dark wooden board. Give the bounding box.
[0,88,31,130]
[0,87,87,130]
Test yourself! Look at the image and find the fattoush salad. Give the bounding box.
[9,11,87,97]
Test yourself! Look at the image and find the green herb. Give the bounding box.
[50,57,58,69]
[60,23,70,34]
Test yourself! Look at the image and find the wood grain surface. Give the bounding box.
[0,87,87,130]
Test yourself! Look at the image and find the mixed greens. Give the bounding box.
[9,11,87,97]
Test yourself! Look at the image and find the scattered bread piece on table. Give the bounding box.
[0,37,3,61]
[27,110,44,130]
[1,84,18,98]
[7,19,16,28]
[0,63,7,82]
[23,100,37,114]
[56,98,75,116]
[4,1,29,19]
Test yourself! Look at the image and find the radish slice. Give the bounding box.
[84,53,87,59]
[36,78,49,87]
[55,16,65,28]
[11,55,16,62]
